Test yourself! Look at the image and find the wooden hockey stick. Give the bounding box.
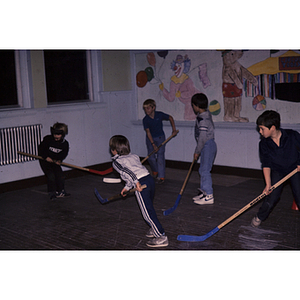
[177,168,298,242]
[141,130,179,164]
[94,184,147,204]
[163,159,196,216]
[17,151,113,176]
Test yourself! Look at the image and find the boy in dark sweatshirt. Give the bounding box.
[38,122,69,199]
[251,110,300,227]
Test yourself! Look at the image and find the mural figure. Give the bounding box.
[159,55,201,120]
[222,50,258,122]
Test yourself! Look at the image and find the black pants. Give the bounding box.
[39,160,65,193]
[257,169,300,221]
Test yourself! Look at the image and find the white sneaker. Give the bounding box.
[146,228,155,238]
[194,194,214,205]
[146,235,169,248]
[192,188,206,201]
[251,216,261,227]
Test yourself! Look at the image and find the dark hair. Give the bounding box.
[51,122,68,137]
[191,93,208,109]
[109,135,131,155]
[256,110,281,130]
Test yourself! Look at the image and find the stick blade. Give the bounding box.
[163,194,182,216]
[94,188,108,204]
[177,227,220,242]
[90,167,113,176]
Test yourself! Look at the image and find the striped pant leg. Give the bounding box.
[135,175,165,237]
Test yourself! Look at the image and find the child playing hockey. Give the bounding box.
[251,110,300,227]
[38,122,70,199]
[109,135,168,248]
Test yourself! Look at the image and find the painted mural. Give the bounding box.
[135,50,300,124]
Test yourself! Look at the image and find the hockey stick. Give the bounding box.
[17,151,113,176]
[163,159,196,216]
[177,168,298,242]
[94,184,147,204]
[141,130,179,164]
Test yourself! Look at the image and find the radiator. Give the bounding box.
[0,124,42,165]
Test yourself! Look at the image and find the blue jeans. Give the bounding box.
[257,169,300,221]
[146,134,166,179]
[199,139,217,195]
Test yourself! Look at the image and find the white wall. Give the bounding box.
[1,50,300,185]
[2,94,300,184]
[1,101,113,184]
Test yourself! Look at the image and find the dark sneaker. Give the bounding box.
[146,235,168,248]
[56,190,71,198]
[251,216,261,227]
[155,178,165,184]
[49,192,56,200]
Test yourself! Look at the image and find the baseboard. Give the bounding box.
[0,162,112,193]
[1,160,262,193]
[165,159,262,178]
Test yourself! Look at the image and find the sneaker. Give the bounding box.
[146,228,155,238]
[193,188,206,201]
[155,178,165,184]
[194,194,214,205]
[146,235,169,248]
[251,215,261,227]
[56,190,71,198]
[152,172,158,178]
[49,192,56,200]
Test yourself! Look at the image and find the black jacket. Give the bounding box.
[38,135,69,162]
[259,128,300,174]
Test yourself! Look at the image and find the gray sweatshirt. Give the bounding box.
[194,110,215,154]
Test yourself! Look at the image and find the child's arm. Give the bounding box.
[262,167,272,195]
[145,128,158,151]
[135,181,143,192]
[121,181,143,196]
[194,153,200,161]
[169,115,177,135]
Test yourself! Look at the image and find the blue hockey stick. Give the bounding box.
[95,184,147,204]
[163,159,196,216]
[177,168,298,242]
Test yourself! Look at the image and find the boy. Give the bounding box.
[38,122,70,199]
[109,135,168,248]
[142,99,177,184]
[191,93,217,205]
[251,110,300,227]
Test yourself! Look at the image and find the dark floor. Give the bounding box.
[1,166,300,250]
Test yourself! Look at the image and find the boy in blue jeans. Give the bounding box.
[251,110,300,227]
[191,93,217,205]
[142,99,177,184]
[109,135,168,247]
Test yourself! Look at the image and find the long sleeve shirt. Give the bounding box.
[38,135,69,162]
[112,153,149,191]
[194,110,215,154]
[259,128,300,174]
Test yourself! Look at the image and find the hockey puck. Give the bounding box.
[103,178,121,183]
